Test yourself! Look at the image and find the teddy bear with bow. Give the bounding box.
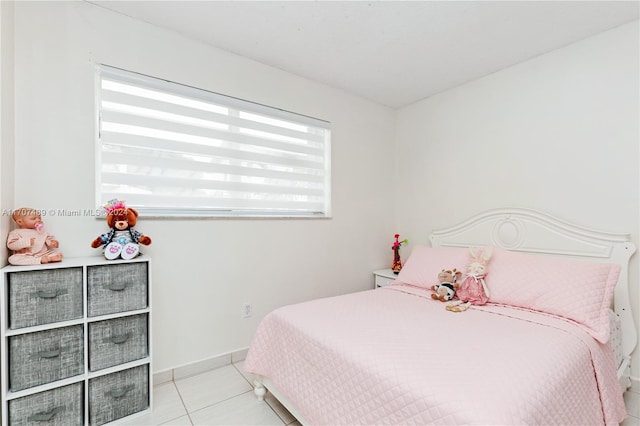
[91,199,151,260]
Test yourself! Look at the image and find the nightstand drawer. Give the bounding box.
[8,382,83,426]
[89,314,149,372]
[375,274,396,288]
[87,263,148,317]
[89,364,149,426]
[7,268,83,329]
[9,325,84,392]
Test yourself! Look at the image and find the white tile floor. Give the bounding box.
[122,361,640,426]
[623,387,640,426]
[119,361,298,426]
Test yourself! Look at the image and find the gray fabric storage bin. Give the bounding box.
[89,364,149,426]
[9,325,84,392]
[8,381,83,426]
[89,313,149,372]
[8,267,83,329]
[87,262,148,317]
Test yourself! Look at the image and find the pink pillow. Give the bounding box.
[487,247,620,343]
[395,245,469,289]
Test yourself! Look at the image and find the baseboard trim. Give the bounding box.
[153,347,249,385]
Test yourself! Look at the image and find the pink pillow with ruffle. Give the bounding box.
[487,247,620,343]
[394,245,469,289]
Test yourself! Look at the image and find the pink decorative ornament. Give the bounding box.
[103,198,128,215]
[391,234,408,274]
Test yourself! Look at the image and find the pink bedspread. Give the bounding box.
[245,284,626,425]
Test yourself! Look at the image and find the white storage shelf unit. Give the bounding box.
[0,256,152,425]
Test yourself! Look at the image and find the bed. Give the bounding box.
[244,208,637,425]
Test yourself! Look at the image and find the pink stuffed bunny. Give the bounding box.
[446,246,493,312]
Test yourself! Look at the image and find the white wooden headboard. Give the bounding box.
[429,207,636,388]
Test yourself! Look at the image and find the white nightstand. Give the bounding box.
[373,268,399,288]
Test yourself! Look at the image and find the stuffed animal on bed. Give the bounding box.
[446,246,493,312]
[431,268,462,302]
[91,199,151,260]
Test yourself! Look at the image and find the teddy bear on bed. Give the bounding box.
[91,199,151,260]
[446,246,493,312]
[431,268,462,302]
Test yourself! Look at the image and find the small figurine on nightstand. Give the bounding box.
[391,233,408,274]
[7,207,63,265]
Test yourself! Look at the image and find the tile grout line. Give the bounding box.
[177,373,282,423]
[231,363,287,425]
[170,380,195,425]
[231,363,290,426]
[171,364,269,424]
[232,361,254,386]
[183,389,255,418]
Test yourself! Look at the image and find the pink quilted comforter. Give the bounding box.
[245,284,626,425]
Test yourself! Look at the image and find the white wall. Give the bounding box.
[395,21,639,378]
[10,1,639,379]
[12,2,396,371]
[0,0,15,262]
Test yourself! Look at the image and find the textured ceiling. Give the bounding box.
[89,1,639,108]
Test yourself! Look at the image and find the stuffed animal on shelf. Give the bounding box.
[446,246,493,312]
[91,199,151,260]
[431,268,462,302]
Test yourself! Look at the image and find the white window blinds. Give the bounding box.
[97,65,331,217]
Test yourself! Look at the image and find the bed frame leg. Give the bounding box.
[253,378,266,401]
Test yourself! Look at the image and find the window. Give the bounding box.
[96,65,331,217]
